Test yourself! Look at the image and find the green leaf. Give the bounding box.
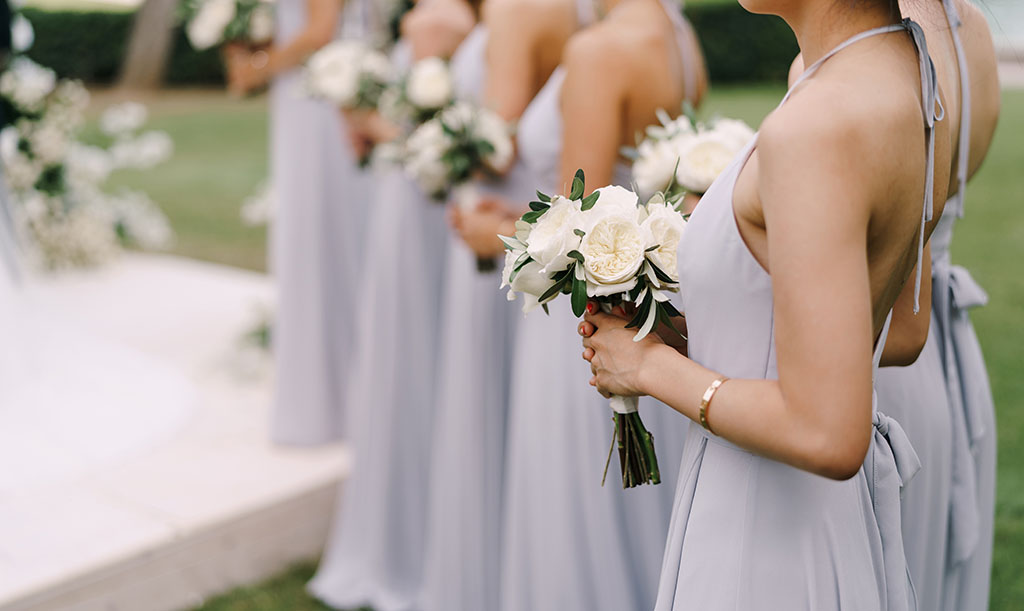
[580,190,600,211]
[574,228,586,238]
[648,260,676,284]
[569,169,585,200]
[571,276,588,317]
[539,279,566,303]
[536,191,551,203]
[542,303,550,315]
[567,250,585,263]
[528,200,550,212]
[624,293,653,330]
[645,244,661,253]
[521,209,545,223]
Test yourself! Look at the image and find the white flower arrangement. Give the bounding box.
[0,61,175,270]
[500,170,688,488]
[182,0,276,51]
[401,101,513,201]
[304,40,393,110]
[627,107,755,199]
[380,56,455,127]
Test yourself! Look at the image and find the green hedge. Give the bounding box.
[19,4,798,85]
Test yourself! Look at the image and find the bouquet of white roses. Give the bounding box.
[627,107,755,200]
[181,0,275,51]
[500,170,687,488]
[379,56,455,127]
[403,101,514,271]
[304,40,393,111]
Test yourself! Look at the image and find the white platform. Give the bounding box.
[0,255,348,611]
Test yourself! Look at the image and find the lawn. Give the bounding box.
[103,85,1022,610]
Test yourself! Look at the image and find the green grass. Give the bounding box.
[92,91,270,271]
[115,86,1018,610]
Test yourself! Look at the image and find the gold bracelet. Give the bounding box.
[699,376,729,434]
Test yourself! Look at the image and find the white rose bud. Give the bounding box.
[406,57,453,110]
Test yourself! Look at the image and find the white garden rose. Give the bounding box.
[404,119,450,195]
[476,109,513,172]
[406,57,453,109]
[576,186,645,296]
[674,131,738,194]
[66,143,113,187]
[247,2,275,44]
[11,14,34,52]
[100,102,148,136]
[28,121,67,166]
[642,201,686,280]
[633,138,681,199]
[526,195,582,273]
[187,0,237,50]
[711,117,755,150]
[501,243,554,313]
[306,41,362,105]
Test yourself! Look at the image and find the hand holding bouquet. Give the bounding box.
[499,170,687,488]
[627,106,754,200]
[182,0,275,51]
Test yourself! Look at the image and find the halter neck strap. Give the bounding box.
[778,19,943,315]
[873,309,894,374]
[944,0,971,218]
[657,0,700,103]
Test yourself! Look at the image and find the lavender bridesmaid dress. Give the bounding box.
[268,0,374,444]
[656,21,940,610]
[499,3,699,609]
[417,24,537,611]
[879,2,996,609]
[308,32,474,611]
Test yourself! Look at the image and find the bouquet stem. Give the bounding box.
[603,391,661,489]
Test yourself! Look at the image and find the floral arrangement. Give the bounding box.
[181,0,276,51]
[401,101,513,201]
[304,40,393,110]
[627,107,755,200]
[379,56,455,127]
[500,170,687,488]
[0,54,174,270]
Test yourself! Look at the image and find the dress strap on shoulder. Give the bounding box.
[577,0,598,27]
[943,0,972,217]
[657,0,700,103]
[873,309,894,375]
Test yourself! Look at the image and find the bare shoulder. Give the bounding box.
[563,18,638,78]
[484,0,574,40]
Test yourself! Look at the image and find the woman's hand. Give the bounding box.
[342,109,401,160]
[450,198,515,258]
[580,304,665,398]
[225,48,269,96]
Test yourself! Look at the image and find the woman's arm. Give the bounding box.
[583,93,899,481]
[401,0,476,61]
[228,0,342,94]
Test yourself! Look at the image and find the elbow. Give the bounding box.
[801,425,871,481]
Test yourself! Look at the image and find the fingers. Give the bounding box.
[582,347,594,362]
[582,306,621,328]
[577,321,595,337]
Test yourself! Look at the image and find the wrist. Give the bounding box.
[636,342,674,397]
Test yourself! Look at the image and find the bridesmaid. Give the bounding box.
[579,0,954,608]
[227,0,375,445]
[872,1,1000,609]
[458,1,705,608]
[418,1,580,610]
[306,2,477,609]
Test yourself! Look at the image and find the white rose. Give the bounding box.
[406,57,453,109]
[247,2,275,43]
[306,41,362,106]
[633,138,681,199]
[526,195,582,274]
[11,14,34,52]
[404,120,450,195]
[100,102,148,136]
[187,0,237,50]
[576,186,645,296]
[362,51,393,82]
[0,57,56,113]
[711,117,755,150]
[674,131,738,194]
[475,109,513,172]
[66,143,112,187]
[111,130,173,169]
[579,215,645,297]
[0,126,20,162]
[641,201,686,280]
[28,122,67,166]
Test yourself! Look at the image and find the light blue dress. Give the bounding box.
[879,2,995,609]
[656,22,938,610]
[307,36,462,611]
[268,0,374,445]
[499,3,697,609]
[417,24,536,611]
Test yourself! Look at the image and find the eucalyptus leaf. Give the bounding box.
[580,190,600,211]
[571,277,588,317]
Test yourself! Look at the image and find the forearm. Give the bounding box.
[638,344,868,480]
